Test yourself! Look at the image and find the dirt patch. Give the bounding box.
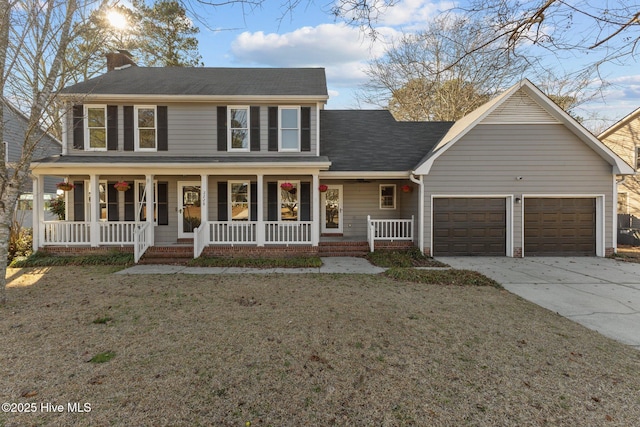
[2,267,640,426]
[615,245,640,263]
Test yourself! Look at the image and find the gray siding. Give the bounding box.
[423,124,615,254]
[65,103,319,157]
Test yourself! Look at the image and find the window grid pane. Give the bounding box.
[87,107,106,149]
[137,108,156,149]
[230,108,249,150]
[280,108,299,150]
[280,183,298,221]
[231,182,249,220]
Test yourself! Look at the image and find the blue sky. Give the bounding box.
[188,0,639,130]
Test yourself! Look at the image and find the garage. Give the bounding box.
[433,198,506,256]
[524,198,596,256]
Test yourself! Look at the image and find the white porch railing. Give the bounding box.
[367,215,414,252]
[193,224,207,259]
[209,221,257,245]
[99,222,139,245]
[43,221,91,245]
[134,222,151,263]
[265,221,312,244]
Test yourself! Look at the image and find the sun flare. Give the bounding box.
[106,10,128,30]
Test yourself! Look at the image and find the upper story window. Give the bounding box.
[228,107,249,151]
[85,105,107,151]
[279,107,300,151]
[229,181,250,220]
[379,184,396,210]
[135,106,157,151]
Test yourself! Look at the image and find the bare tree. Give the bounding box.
[0,0,101,304]
[358,15,530,121]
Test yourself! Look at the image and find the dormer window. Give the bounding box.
[228,107,250,151]
[85,105,107,150]
[279,107,300,151]
[135,106,157,151]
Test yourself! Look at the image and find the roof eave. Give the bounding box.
[58,94,330,103]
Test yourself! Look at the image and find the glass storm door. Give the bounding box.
[178,181,201,238]
[321,185,343,233]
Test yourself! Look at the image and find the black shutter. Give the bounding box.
[157,106,168,151]
[73,181,84,221]
[124,184,135,221]
[267,182,278,221]
[250,106,260,152]
[250,182,258,221]
[158,182,169,225]
[268,107,278,151]
[300,182,311,221]
[107,105,118,151]
[301,107,311,152]
[217,181,228,221]
[217,107,227,152]
[72,105,84,150]
[107,182,119,220]
[123,106,134,151]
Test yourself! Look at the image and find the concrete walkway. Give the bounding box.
[438,257,640,350]
[116,257,387,275]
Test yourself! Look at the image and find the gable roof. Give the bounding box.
[598,107,640,140]
[60,67,328,100]
[414,79,635,175]
[320,110,453,172]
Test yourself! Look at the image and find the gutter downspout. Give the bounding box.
[409,173,424,254]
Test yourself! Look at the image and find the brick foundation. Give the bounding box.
[513,247,523,258]
[41,246,134,256]
[605,247,615,257]
[203,245,319,258]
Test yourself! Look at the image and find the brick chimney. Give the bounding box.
[106,50,137,72]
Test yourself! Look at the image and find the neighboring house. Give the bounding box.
[29,58,633,261]
[2,98,61,226]
[599,108,640,225]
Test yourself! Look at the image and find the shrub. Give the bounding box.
[8,221,33,262]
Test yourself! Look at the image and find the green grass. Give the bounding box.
[384,268,502,288]
[10,251,134,267]
[89,351,116,364]
[92,316,113,325]
[188,256,323,268]
[366,248,447,268]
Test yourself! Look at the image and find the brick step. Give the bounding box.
[139,257,191,265]
[320,251,369,257]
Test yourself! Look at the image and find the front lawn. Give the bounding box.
[2,267,639,426]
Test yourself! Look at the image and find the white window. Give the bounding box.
[379,184,396,210]
[85,180,109,220]
[228,107,250,151]
[85,105,107,150]
[279,107,300,151]
[229,181,250,220]
[279,180,299,221]
[135,106,157,151]
[135,180,159,224]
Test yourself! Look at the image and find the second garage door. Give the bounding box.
[433,198,506,256]
[524,198,596,256]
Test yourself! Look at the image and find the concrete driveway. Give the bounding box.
[437,257,640,350]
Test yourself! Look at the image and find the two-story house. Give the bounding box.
[30,56,633,261]
[599,108,640,229]
[3,98,61,226]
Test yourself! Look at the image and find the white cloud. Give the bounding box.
[380,0,453,27]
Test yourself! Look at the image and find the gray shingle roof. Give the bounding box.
[320,110,453,171]
[60,67,328,97]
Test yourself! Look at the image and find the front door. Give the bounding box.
[178,181,201,238]
[321,185,343,234]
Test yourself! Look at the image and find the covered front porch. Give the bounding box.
[31,160,419,262]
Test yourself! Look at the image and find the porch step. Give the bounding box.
[139,246,193,265]
[319,241,369,257]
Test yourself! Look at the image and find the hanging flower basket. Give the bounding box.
[319,184,328,192]
[401,184,413,193]
[280,182,294,192]
[56,182,75,192]
[114,181,130,192]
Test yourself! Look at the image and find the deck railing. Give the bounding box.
[367,215,414,252]
[99,222,139,245]
[209,221,257,244]
[134,222,151,263]
[43,221,91,245]
[264,221,312,244]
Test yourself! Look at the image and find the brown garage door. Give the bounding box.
[524,198,595,256]
[433,198,506,256]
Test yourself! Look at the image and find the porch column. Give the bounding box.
[312,173,319,246]
[32,176,43,251]
[89,175,100,247]
[256,174,264,246]
[200,174,208,224]
[145,174,154,246]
